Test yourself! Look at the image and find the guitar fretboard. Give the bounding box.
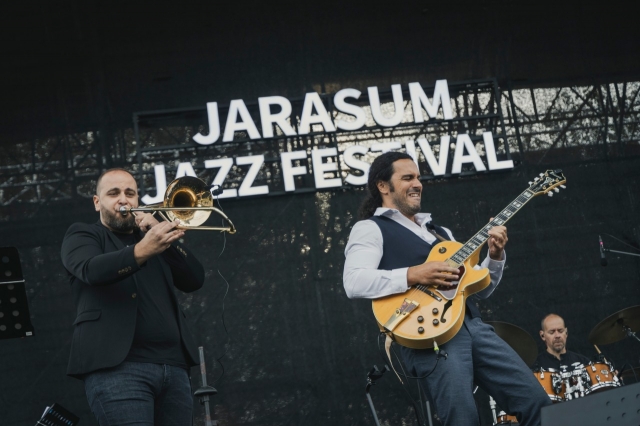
[447,189,536,266]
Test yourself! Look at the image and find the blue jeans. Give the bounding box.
[84,362,193,426]
[401,315,551,426]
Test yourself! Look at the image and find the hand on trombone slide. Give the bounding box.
[135,211,160,232]
[134,218,185,265]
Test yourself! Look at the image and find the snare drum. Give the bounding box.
[533,368,564,402]
[584,361,621,394]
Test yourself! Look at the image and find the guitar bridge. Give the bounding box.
[383,298,419,332]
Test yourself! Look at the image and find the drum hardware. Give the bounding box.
[488,395,519,425]
[489,394,498,425]
[618,366,640,383]
[533,368,565,402]
[539,360,622,403]
[495,411,518,425]
[558,366,578,400]
[551,371,563,396]
[588,305,640,346]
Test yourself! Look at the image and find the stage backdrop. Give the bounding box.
[1,157,639,425]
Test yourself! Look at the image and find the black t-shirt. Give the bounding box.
[533,350,592,371]
[115,231,189,368]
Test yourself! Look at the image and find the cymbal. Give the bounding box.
[486,321,538,367]
[589,305,640,345]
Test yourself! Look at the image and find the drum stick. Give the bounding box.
[593,344,608,363]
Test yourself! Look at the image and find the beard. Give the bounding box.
[102,208,137,233]
[551,340,565,353]
[389,182,421,217]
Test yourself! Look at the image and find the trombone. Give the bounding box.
[119,176,236,234]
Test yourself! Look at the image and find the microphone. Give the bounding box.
[210,185,223,196]
[599,235,608,266]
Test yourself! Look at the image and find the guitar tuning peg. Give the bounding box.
[534,177,540,182]
[554,188,559,193]
[539,173,544,177]
[560,185,566,189]
[528,181,533,185]
[547,192,554,197]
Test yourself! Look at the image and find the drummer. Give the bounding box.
[533,313,591,370]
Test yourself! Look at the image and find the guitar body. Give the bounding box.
[371,240,491,349]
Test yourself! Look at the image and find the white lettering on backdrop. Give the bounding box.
[148,80,513,199]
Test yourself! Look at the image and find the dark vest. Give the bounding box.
[369,215,481,318]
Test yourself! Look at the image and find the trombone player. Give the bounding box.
[61,168,205,425]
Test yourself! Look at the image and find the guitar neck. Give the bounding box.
[447,189,536,266]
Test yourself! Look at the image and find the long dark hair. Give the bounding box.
[358,152,413,219]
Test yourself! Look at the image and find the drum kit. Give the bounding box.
[485,305,640,426]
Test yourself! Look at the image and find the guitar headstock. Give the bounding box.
[529,169,566,197]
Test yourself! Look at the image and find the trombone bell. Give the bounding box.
[164,177,213,227]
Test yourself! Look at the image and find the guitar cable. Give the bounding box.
[377,333,440,426]
[377,332,444,380]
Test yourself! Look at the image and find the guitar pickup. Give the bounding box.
[383,298,419,332]
[424,289,442,302]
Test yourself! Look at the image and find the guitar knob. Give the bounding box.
[418,327,425,334]
[417,316,424,323]
[438,247,446,253]
[432,308,439,315]
[433,319,439,326]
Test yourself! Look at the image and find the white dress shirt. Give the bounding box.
[343,207,506,299]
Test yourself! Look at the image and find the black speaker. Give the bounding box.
[541,382,640,426]
[0,247,35,340]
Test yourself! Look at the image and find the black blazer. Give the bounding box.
[61,221,205,378]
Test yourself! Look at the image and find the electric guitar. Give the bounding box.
[371,169,567,349]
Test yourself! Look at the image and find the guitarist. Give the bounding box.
[343,152,550,426]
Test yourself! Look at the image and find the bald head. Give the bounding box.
[541,313,565,332]
[96,168,135,195]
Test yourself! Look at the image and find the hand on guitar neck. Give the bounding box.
[487,219,508,261]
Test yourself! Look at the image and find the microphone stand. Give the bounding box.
[623,325,640,345]
[365,365,389,426]
[194,346,218,426]
[603,248,640,258]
